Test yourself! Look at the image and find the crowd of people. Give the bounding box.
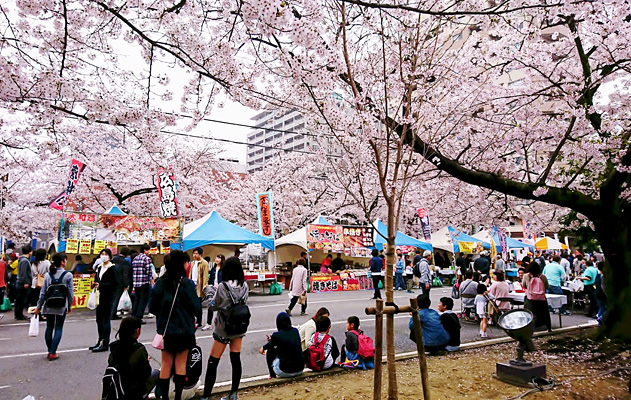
[0,241,608,400]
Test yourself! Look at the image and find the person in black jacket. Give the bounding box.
[259,312,304,378]
[111,247,132,320]
[90,248,121,353]
[438,297,461,351]
[149,250,200,400]
[107,317,159,400]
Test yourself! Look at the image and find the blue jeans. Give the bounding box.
[395,273,406,290]
[272,358,303,378]
[596,296,607,320]
[547,285,567,313]
[45,313,66,354]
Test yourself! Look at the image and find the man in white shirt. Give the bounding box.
[560,253,572,277]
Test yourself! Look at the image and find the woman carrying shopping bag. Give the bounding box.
[90,249,121,353]
[150,250,200,400]
[35,253,73,360]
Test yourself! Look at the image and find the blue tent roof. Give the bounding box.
[448,226,491,252]
[313,216,332,225]
[171,211,274,251]
[492,232,535,251]
[373,220,433,251]
[104,205,127,216]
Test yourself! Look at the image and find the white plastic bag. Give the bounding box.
[568,279,584,292]
[117,291,132,311]
[87,289,98,310]
[28,315,39,337]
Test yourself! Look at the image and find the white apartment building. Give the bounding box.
[246,109,342,173]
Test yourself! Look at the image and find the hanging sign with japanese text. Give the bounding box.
[59,212,182,245]
[157,167,179,219]
[49,159,86,210]
[78,239,92,254]
[342,226,375,249]
[307,224,344,252]
[66,239,79,254]
[256,192,275,238]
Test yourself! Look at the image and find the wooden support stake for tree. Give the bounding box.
[373,299,383,400]
[410,297,431,400]
[366,302,414,400]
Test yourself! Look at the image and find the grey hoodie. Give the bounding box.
[211,280,249,339]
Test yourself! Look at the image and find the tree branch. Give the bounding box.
[538,116,576,185]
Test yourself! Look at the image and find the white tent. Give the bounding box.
[430,226,455,252]
[275,216,332,250]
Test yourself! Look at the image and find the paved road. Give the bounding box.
[0,287,592,399]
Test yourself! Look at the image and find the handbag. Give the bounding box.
[297,293,307,305]
[152,278,182,350]
[36,273,45,289]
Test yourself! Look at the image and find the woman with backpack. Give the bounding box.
[35,253,73,360]
[150,250,201,400]
[201,257,249,400]
[106,317,159,400]
[522,262,551,332]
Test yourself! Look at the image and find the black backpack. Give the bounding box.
[102,366,125,400]
[44,271,70,308]
[221,282,250,336]
[413,261,421,278]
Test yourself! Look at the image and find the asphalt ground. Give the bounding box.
[0,287,592,400]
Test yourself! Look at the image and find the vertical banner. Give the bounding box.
[49,159,86,210]
[417,208,432,240]
[157,167,179,219]
[256,192,275,238]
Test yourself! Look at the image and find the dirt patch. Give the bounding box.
[224,331,631,400]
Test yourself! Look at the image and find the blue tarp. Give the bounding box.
[448,226,491,253]
[171,211,275,251]
[373,220,433,251]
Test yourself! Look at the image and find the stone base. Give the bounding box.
[494,361,546,387]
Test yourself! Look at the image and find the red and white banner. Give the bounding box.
[157,167,179,218]
[49,159,86,210]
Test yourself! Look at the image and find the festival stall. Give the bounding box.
[54,209,184,308]
[170,211,276,290]
[306,222,379,293]
[372,219,433,252]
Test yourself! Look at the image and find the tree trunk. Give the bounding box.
[593,217,631,338]
[385,237,398,399]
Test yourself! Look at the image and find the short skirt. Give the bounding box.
[163,333,196,353]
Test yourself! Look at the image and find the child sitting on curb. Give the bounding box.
[438,297,461,351]
[339,316,375,370]
[305,316,339,371]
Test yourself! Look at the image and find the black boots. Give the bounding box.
[88,340,101,350]
[92,340,109,352]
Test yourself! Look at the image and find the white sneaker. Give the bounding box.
[481,332,487,338]
[145,313,155,319]
[201,324,212,331]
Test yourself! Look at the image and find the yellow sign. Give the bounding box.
[72,275,94,308]
[458,241,478,254]
[93,240,107,254]
[79,240,92,254]
[66,239,79,254]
